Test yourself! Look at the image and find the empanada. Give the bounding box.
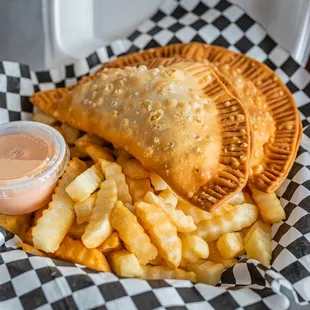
[31,61,251,210]
[98,43,302,193]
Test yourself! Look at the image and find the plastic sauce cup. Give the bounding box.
[0,121,69,214]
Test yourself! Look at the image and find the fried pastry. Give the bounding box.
[30,61,250,210]
[99,43,302,193]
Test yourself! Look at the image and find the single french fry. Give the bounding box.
[149,171,168,191]
[244,220,272,266]
[69,145,88,159]
[181,235,209,263]
[97,232,122,253]
[74,192,97,224]
[122,158,149,179]
[126,177,153,203]
[75,133,106,147]
[61,123,80,144]
[80,142,115,162]
[109,249,143,278]
[135,201,182,269]
[32,158,87,252]
[18,242,46,257]
[33,112,57,125]
[82,179,117,248]
[67,220,87,240]
[176,199,212,224]
[144,192,196,233]
[207,242,237,268]
[0,213,33,241]
[51,236,110,272]
[184,260,224,285]
[65,162,104,202]
[141,265,196,282]
[33,205,48,225]
[195,203,258,242]
[158,187,178,208]
[100,159,132,204]
[111,201,158,264]
[216,232,245,259]
[250,187,286,224]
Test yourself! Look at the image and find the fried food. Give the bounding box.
[82,179,117,248]
[52,236,110,272]
[100,159,132,204]
[126,177,153,203]
[195,203,258,242]
[135,201,182,269]
[216,232,245,258]
[109,249,143,278]
[65,162,104,203]
[97,231,122,253]
[144,192,196,233]
[74,192,97,224]
[111,201,158,264]
[181,235,209,263]
[32,158,87,252]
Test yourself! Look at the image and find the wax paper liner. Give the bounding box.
[0,0,310,309]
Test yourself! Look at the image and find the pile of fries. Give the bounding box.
[5,113,286,285]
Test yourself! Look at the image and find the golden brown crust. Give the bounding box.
[30,61,250,211]
[30,42,301,194]
[99,43,301,193]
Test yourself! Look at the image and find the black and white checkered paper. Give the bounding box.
[1,0,310,309]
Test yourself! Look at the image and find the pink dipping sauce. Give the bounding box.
[0,121,69,214]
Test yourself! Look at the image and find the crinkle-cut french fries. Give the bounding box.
[67,220,87,240]
[184,260,224,285]
[149,171,168,191]
[76,133,106,147]
[0,213,32,241]
[18,242,46,257]
[240,226,252,238]
[33,112,57,125]
[217,232,245,258]
[114,148,131,160]
[250,187,286,224]
[158,187,178,208]
[80,142,115,163]
[74,193,97,224]
[141,265,196,282]
[144,192,196,233]
[100,159,132,204]
[208,242,237,268]
[149,254,165,266]
[82,179,117,248]
[226,192,246,205]
[111,201,158,264]
[33,205,48,225]
[195,203,258,242]
[69,145,88,159]
[65,162,104,203]
[135,201,182,269]
[97,232,122,253]
[176,199,212,224]
[25,227,34,245]
[52,236,111,272]
[109,250,144,278]
[32,158,87,252]
[61,123,80,145]
[126,177,153,203]
[122,158,149,179]
[244,221,272,266]
[181,235,209,263]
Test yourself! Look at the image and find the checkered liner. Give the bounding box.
[0,0,310,309]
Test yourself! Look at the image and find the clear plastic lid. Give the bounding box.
[0,121,69,191]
